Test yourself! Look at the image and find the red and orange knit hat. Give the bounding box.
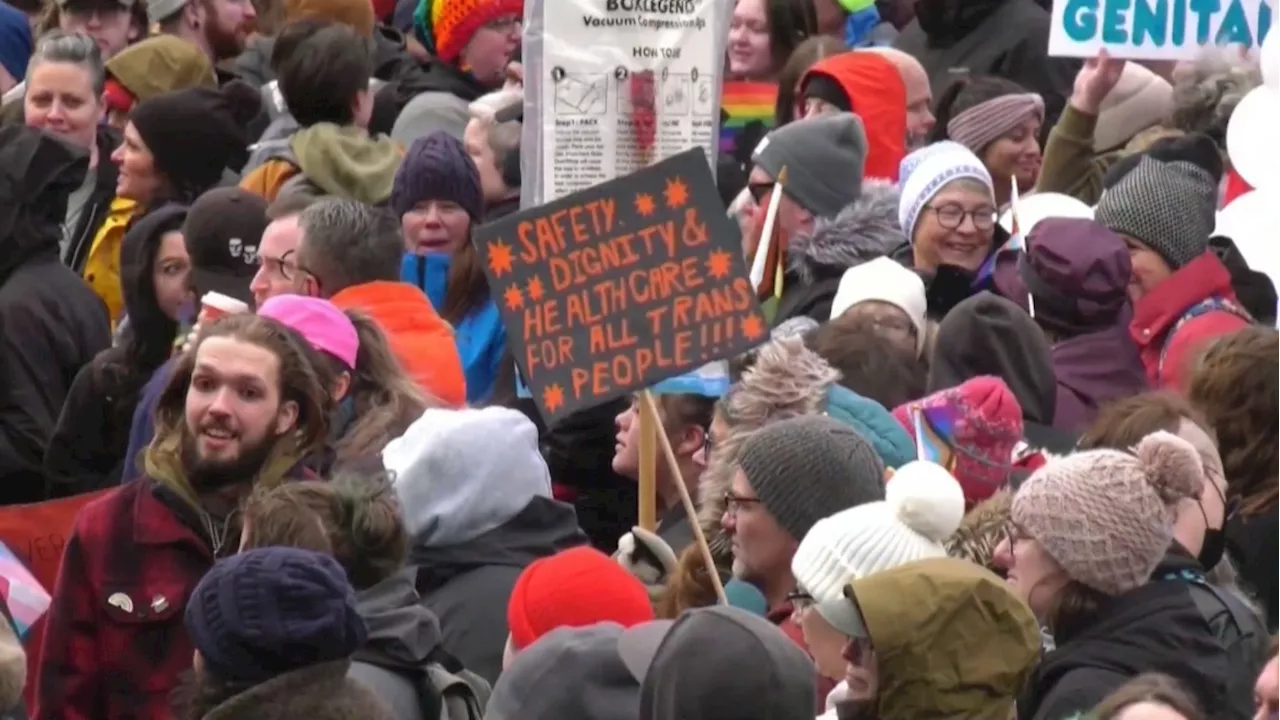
[414,0,522,64]
[507,546,654,651]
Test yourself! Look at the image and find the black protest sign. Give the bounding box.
[475,148,767,424]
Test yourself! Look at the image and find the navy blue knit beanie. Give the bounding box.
[391,131,483,220]
[184,547,367,685]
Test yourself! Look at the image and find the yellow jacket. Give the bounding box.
[82,197,137,327]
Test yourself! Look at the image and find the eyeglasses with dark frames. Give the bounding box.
[924,203,998,231]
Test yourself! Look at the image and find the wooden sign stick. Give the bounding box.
[638,402,658,532]
[639,391,728,605]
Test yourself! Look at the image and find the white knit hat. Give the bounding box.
[897,141,993,241]
[1094,63,1173,153]
[790,461,966,603]
[828,256,928,357]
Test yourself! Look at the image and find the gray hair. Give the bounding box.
[1168,47,1262,144]
[26,31,105,97]
[296,198,403,296]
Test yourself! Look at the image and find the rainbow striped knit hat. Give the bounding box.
[414,0,523,64]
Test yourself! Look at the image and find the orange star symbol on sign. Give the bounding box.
[741,313,765,340]
[503,284,524,311]
[706,249,733,280]
[527,276,545,302]
[634,192,657,217]
[542,383,566,415]
[487,239,515,277]
[663,176,689,209]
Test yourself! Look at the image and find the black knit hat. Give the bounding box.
[129,82,261,202]
[737,414,886,542]
[1102,132,1224,191]
[184,547,366,685]
[390,130,483,220]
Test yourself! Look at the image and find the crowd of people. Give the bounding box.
[0,0,1276,717]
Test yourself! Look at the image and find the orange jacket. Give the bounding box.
[239,158,299,203]
[330,281,467,408]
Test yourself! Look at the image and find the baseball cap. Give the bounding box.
[618,606,815,720]
[57,0,136,10]
[485,624,640,720]
[257,295,358,369]
[145,0,187,23]
[183,187,269,307]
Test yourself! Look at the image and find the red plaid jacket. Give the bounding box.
[33,479,214,720]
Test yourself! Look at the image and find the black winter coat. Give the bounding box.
[0,128,111,504]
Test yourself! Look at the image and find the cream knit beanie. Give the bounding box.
[791,461,966,603]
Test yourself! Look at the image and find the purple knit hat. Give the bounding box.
[390,130,483,220]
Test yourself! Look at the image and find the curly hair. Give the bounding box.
[1187,327,1278,516]
[1167,48,1262,147]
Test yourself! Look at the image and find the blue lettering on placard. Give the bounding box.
[1065,0,1099,40]
[1190,0,1220,43]
[1218,0,1252,43]
[1134,0,1167,45]
[1172,0,1186,43]
[1103,0,1133,40]
[1062,0,1270,49]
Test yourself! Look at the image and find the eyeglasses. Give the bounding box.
[1000,521,1031,548]
[259,249,297,281]
[786,590,815,612]
[924,203,997,231]
[748,181,775,205]
[723,492,761,515]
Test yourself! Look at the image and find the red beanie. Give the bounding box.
[507,546,654,650]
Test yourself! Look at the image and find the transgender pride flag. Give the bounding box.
[0,541,50,639]
[972,178,1026,288]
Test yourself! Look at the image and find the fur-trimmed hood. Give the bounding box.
[202,660,397,720]
[787,180,904,285]
[945,489,1012,575]
[698,337,839,562]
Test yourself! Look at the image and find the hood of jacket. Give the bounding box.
[357,568,443,668]
[329,281,466,407]
[203,660,394,720]
[371,58,488,134]
[799,56,907,182]
[697,336,838,560]
[929,291,1057,425]
[1051,321,1149,430]
[854,557,1041,718]
[1022,580,1230,719]
[1130,251,1241,342]
[288,123,401,205]
[105,35,216,103]
[93,123,122,189]
[411,496,586,591]
[0,126,89,283]
[788,179,904,285]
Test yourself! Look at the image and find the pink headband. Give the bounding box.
[257,294,359,369]
[946,93,1045,154]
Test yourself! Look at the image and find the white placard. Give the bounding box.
[1049,0,1273,60]
[522,0,727,205]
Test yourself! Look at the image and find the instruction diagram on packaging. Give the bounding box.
[532,0,726,201]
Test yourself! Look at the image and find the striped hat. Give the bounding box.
[414,0,522,63]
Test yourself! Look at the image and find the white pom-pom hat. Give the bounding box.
[790,461,966,604]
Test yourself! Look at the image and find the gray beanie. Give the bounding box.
[753,112,867,220]
[147,0,189,24]
[1094,156,1215,270]
[737,414,886,542]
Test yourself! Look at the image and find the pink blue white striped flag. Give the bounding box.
[0,541,50,639]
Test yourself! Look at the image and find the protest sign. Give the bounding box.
[1049,0,1272,60]
[476,147,767,424]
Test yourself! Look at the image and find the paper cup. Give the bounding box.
[199,292,249,323]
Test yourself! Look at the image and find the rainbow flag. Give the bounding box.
[973,180,1026,288]
[0,541,50,639]
[720,82,777,157]
[913,406,957,472]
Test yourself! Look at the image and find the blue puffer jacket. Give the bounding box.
[401,253,506,405]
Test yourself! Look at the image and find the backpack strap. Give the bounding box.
[425,648,490,720]
[1156,296,1251,383]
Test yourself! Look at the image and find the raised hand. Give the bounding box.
[1071,49,1127,115]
